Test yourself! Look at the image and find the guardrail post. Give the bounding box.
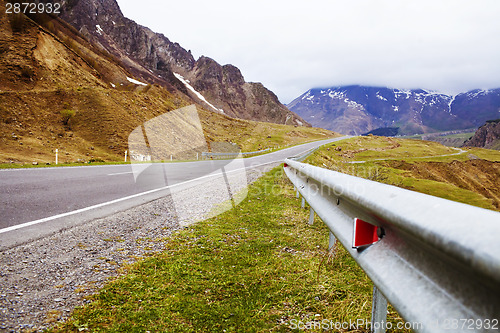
[296,190,300,199]
[284,157,500,330]
[328,231,336,250]
[371,286,388,333]
[308,207,314,225]
[301,197,305,208]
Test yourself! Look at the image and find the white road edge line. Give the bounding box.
[107,172,134,176]
[0,160,282,234]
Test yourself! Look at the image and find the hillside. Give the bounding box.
[463,119,500,150]
[0,3,333,165]
[288,86,500,135]
[58,0,307,126]
[306,136,500,211]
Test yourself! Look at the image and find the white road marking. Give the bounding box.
[0,161,281,234]
[0,137,347,235]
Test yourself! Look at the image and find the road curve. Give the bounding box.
[0,137,349,248]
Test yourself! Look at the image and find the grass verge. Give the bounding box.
[50,166,407,332]
[307,136,500,211]
[0,161,129,169]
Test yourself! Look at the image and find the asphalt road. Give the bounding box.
[0,137,348,247]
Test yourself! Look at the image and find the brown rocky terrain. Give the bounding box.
[385,159,500,210]
[0,3,183,163]
[0,2,332,164]
[309,136,500,211]
[463,119,500,150]
[59,0,307,126]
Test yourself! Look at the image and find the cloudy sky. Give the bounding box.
[117,0,500,103]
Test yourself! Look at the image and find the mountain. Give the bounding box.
[59,0,307,126]
[362,127,399,137]
[0,1,328,164]
[463,119,500,150]
[288,86,500,135]
[0,3,190,163]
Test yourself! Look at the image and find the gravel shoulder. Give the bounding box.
[0,163,280,332]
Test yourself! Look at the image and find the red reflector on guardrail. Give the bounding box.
[283,163,288,167]
[352,218,379,248]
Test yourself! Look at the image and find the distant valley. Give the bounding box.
[288,85,500,136]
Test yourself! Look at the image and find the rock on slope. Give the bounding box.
[463,120,500,150]
[59,0,307,126]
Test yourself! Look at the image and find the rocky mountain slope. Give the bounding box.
[59,0,306,126]
[0,2,328,164]
[463,119,500,150]
[288,86,500,135]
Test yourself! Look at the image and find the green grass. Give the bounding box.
[307,137,499,211]
[0,138,335,169]
[401,178,494,209]
[52,135,496,332]
[401,131,475,148]
[437,132,475,140]
[466,147,500,161]
[350,137,456,162]
[50,167,408,332]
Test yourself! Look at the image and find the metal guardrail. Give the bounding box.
[202,148,270,159]
[284,158,500,333]
[288,146,320,162]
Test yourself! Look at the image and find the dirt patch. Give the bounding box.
[385,159,500,209]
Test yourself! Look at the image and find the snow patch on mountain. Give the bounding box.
[345,99,363,109]
[126,77,147,86]
[302,91,315,101]
[328,90,346,100]
[393,89,412,100]
[174,73,225,114]
[466,89,491,99]
[447,95,456,114]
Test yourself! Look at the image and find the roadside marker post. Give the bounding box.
[124,150,128,162]
[309,207,314,225]
[351,217,388,332]
[328,231,336,250]
[55,149,58,165]
[371,286,388,333]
